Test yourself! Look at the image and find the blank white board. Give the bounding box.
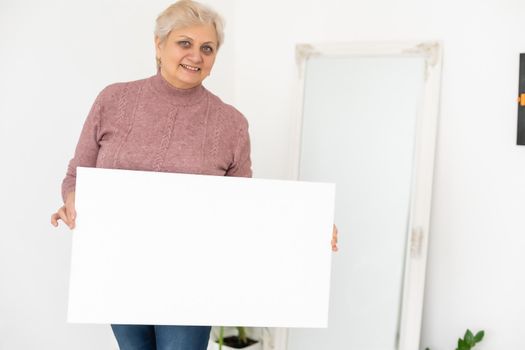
[68,167,335,327]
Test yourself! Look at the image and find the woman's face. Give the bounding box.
[155,24,218,89]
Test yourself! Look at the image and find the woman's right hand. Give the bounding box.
[50,191,76,229]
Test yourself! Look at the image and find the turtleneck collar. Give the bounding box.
[148,70,207,106]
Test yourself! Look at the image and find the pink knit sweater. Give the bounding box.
[61,72,252,202]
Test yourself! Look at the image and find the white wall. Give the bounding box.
[231,0,525,349]
[1,0,524,349]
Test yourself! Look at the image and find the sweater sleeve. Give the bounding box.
[61,90,105,202]
[225,121,252,178]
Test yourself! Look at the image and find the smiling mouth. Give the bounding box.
[180,63,201,72]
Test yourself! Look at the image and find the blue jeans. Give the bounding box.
[111,324,211,350]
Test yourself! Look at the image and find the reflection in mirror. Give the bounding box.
[284,43,442,350]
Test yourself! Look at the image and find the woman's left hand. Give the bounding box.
[331,224,338,252]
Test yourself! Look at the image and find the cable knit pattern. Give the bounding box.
[61,71,252,202]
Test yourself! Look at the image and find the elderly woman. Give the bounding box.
[51,0,338,349]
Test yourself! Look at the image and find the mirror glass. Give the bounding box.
[286,55,426,350]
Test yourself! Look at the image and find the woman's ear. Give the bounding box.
[154,36,162,57]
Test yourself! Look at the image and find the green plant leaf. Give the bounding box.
[219,326,224,350]
[474,330,485,344]
[237,326,248,344]
[457,338,469,350]
[464,329,474,346]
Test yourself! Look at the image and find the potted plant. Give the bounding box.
[210,326,262,350]
[425,329,485,350]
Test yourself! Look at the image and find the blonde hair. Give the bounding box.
[154,0,224,68]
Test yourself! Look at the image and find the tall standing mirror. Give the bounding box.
[280,42,442,350]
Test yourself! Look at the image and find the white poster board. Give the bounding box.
[67,167,335,327]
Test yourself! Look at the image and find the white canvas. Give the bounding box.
[67,167,335,328]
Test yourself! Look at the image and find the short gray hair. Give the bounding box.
[155,0,224,47]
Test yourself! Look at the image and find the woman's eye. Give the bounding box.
[201,46,214,54]
[178,41,191,48]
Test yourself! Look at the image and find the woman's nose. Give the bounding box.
[187,47,203,63]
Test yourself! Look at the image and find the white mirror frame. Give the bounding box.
[278,41,443,350]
